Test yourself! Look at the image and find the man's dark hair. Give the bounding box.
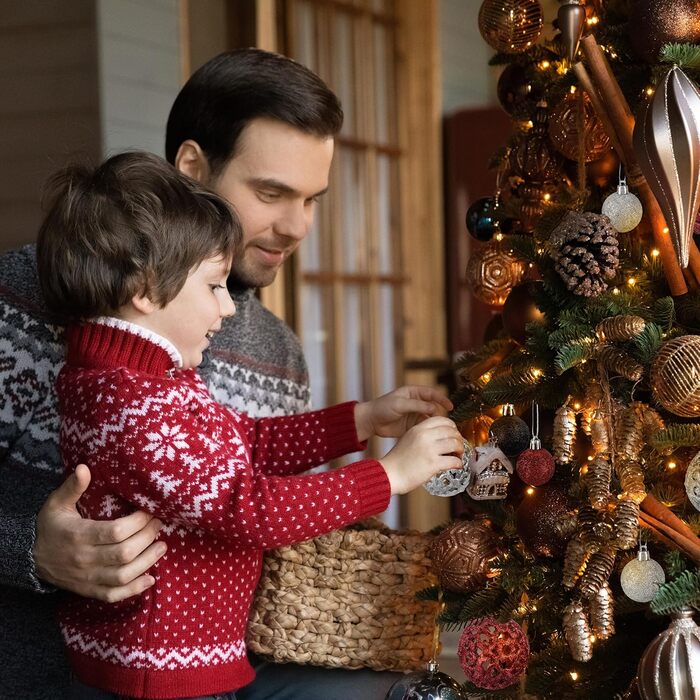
[165,48,343,175]
[37,151,241,321]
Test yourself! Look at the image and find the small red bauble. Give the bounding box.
[458,616,529,690]
[516,445,555,486]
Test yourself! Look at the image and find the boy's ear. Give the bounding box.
[130,293,158,315]
[174,140,211,184]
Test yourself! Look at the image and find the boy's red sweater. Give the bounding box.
[56,319,390,699]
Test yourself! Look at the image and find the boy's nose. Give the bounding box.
[221,294,236,318]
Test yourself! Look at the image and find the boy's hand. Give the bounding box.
[354,386,453,442]
[379,416,464,495]
[33,464,167,602]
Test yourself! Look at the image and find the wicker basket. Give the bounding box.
[246,519,438,672]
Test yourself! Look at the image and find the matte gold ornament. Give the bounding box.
[651,336,700,417]
[478,0,543,54]
[615,406,645,462]
[459,415,493,448]
[586,457,612,511]
[563,535,589,589]
[637,608,700,700]
[597,345,644,382]
[466,241,525,307]
[633,66,700,268]
[589,409,610,457]
[590,583,615,640]
[553,403,577,464]
[596,315,646,343]
[429,519,498,593]
[557,0,586,64]
[563,600,593,662]
[548,91,611,162]
[601,179,644,233]
[579,545,617,599]
[614,499,640,551]
[616,460,647,505]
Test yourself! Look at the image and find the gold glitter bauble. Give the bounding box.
[478,0,543,54]
[651,336,700,417]
[429,519,497,593]
[466,241,525,307]
[548,92,612,162]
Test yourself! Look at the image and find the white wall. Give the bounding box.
[97,0,183,157]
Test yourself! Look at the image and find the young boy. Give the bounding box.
[36,151,462,700]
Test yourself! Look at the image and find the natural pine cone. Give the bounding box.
[597,345,644,382]
[615,406,644,461]
[596,315,646,343]
[553,404,577,463]
[590,583,615,640]
[563,600,593,662]
[616,459,646,504]
[579,545,617,598]
[578,505,613,548]
[563,536,589,589]
[586,457,612,511]
[613,498,640,550]
[549,211,620,297]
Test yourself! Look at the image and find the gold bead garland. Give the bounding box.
[595,315,646,343]
[563,600,593,662]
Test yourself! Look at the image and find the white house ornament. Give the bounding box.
[424,439,474,497]
[684,450,700,512]
[467,439,513,500]
[620,543,666,603]
[601,177,644,232]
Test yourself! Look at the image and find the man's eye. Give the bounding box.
[258,191,280,202]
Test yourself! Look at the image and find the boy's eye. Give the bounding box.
[210,284,226,291]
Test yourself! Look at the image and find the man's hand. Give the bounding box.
[354,386,453,442]
[33,464,167,603]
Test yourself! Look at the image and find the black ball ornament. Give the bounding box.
[502,281,545,345]
[490,404,531,457]
[466,197,499,241]
[385,661,467,700]
[497,62,542,116]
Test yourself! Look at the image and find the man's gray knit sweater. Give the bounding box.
[0,245,310,699]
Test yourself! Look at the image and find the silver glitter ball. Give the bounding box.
[601,182,644,233]
[684,450,700,511]
[424,439,474,497]
[638,608,700,700]
[620,544,666,603]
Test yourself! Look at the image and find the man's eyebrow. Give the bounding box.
[249,177,328,199]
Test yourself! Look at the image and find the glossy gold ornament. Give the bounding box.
[590,583,615,640]
[651,336,700,417]
[548,91,611,162]
[557,0,586,63]
[478,0,543,54]
[466,241,525,307]
[459,415,493,448]
[637,608,700,700]
[633,66,700,268]
[563,600,592,662]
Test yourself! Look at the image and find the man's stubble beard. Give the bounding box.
[228,255,280,290]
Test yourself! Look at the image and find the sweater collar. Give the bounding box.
[67,317,183,376]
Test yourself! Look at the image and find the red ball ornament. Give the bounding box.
[458,617,529,690]
[516,438,555,486]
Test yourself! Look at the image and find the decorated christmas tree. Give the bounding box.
[419,1,700,698]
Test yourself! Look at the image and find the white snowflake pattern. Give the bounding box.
[143,423,190,461]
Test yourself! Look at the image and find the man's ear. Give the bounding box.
[174,140,211,184]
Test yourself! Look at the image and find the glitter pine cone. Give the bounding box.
[549,211,620,297]
[458,617,529,690]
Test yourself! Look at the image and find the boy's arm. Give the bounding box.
[242,402,367,476]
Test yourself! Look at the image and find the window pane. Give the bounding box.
[340,149,368,272]
[342,283,364,400]
[298,201,321,272]
[294,0,317,71]
[333,12,355,137]
[376,154,392,273]
[301,283,328,408]
[378,284,396,393]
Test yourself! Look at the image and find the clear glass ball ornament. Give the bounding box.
[424,439,474,497]
[601,181,644,232]
[620,543,666,603]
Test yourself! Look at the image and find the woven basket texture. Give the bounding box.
[246,519,438,672]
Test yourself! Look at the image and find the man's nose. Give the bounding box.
[275,201,312,241]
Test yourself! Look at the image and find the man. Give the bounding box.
[0,49,401,699]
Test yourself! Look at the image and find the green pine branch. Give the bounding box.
[660,43,700,69]
[548,324,595,349]
[652,296,675,330]
[629,322,663,364]
[652,424,700,449]
[554,341,595,374]
[651,570,700,615]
